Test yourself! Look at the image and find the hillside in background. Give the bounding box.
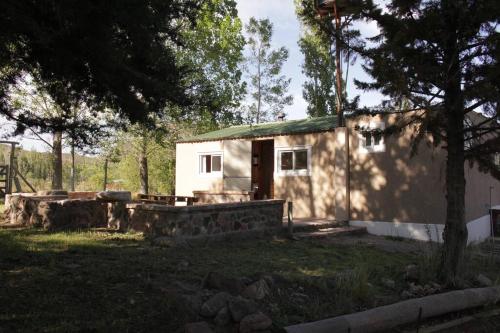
[0,141,175,194]
[0,144,103,192]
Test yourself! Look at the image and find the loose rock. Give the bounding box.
[181,294,203,316]
[475,274,493,287]
[239,312,272,333]
[214,306,231,327]
[241,279,270,300]
[228,296,259,322]
[381,278,396,290]
[200,292,232,317]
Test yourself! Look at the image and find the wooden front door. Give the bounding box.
[251,140,274,200]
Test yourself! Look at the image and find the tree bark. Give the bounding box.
[139,140,148,195]
[70,143,75,191]
[439,0,468,286]
[103,158,108,191]
[256,44,262,124]
[51,131,63,190]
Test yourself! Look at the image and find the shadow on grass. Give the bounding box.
[0,228,419,332]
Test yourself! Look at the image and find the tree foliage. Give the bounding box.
[180,0,246,129]
[0,0,200,134]
[245,18,293,123]
[298,31,337,117]
[296,0,365,115]
[358,0,500,284]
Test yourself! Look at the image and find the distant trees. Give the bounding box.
[245,18,293,123]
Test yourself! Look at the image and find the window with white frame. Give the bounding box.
[199,153,222,176]
[276,146,311,176]
[358,122,385,153]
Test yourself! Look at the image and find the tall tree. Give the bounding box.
[180,0,246,129]
[0,0,199,136]
[298,31,337,117]
[358,0,500,284]
[245,18,293,124]
[8,77,110,190]
[296,0,365,117]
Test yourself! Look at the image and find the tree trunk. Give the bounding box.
[139,141,148,195]
[440,0,467,285]
[51,131,63,190]
[256,44,262,124]
[70,143,75,191]
[103,158,108,191]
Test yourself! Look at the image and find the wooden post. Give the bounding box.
[288,201,293,237]
[7,142,15,194]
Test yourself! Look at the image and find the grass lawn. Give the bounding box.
[0,228,498,332]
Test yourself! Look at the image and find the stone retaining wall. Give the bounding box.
[5,195,107,230]
[193,191,254,205]
[4,193,284,240]
[127,200,284,239]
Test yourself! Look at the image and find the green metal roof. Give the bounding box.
[179,116,338,143]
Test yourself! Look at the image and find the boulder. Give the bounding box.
[475,274,493,287]
[381,278,396,290]
[239,312,272,333]
[181,294,204,316]
[214,306,231,327]
[228,297,259,322]
[185,321,214,333]
[96,191,132,202]
[200,292,232,317]
[241,279,270,300]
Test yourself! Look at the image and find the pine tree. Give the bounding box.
[358,0,500,284]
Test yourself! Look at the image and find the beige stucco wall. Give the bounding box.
[175,141,224,197]
[465,164,500,222]
[348,113,447,224]
[347,113,500,224]
[273,131,343,219]
[176,115,500,224]
[175,139,253,197]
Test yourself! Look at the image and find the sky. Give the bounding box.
[5,0,387,152]
[236,0,385,120]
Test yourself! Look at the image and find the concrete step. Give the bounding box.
[293,226,367,240]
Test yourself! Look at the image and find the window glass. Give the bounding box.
[280,151,293,170]
[212,155,222,172]
[205,155,212,173]
[373,132,382,146]
[295,150,308,170]
[364,133,372,147]
[200,153,222,174]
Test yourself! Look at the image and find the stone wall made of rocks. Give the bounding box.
[127,200,284,240]
[5,195,107,230]
[193,191,254,205]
